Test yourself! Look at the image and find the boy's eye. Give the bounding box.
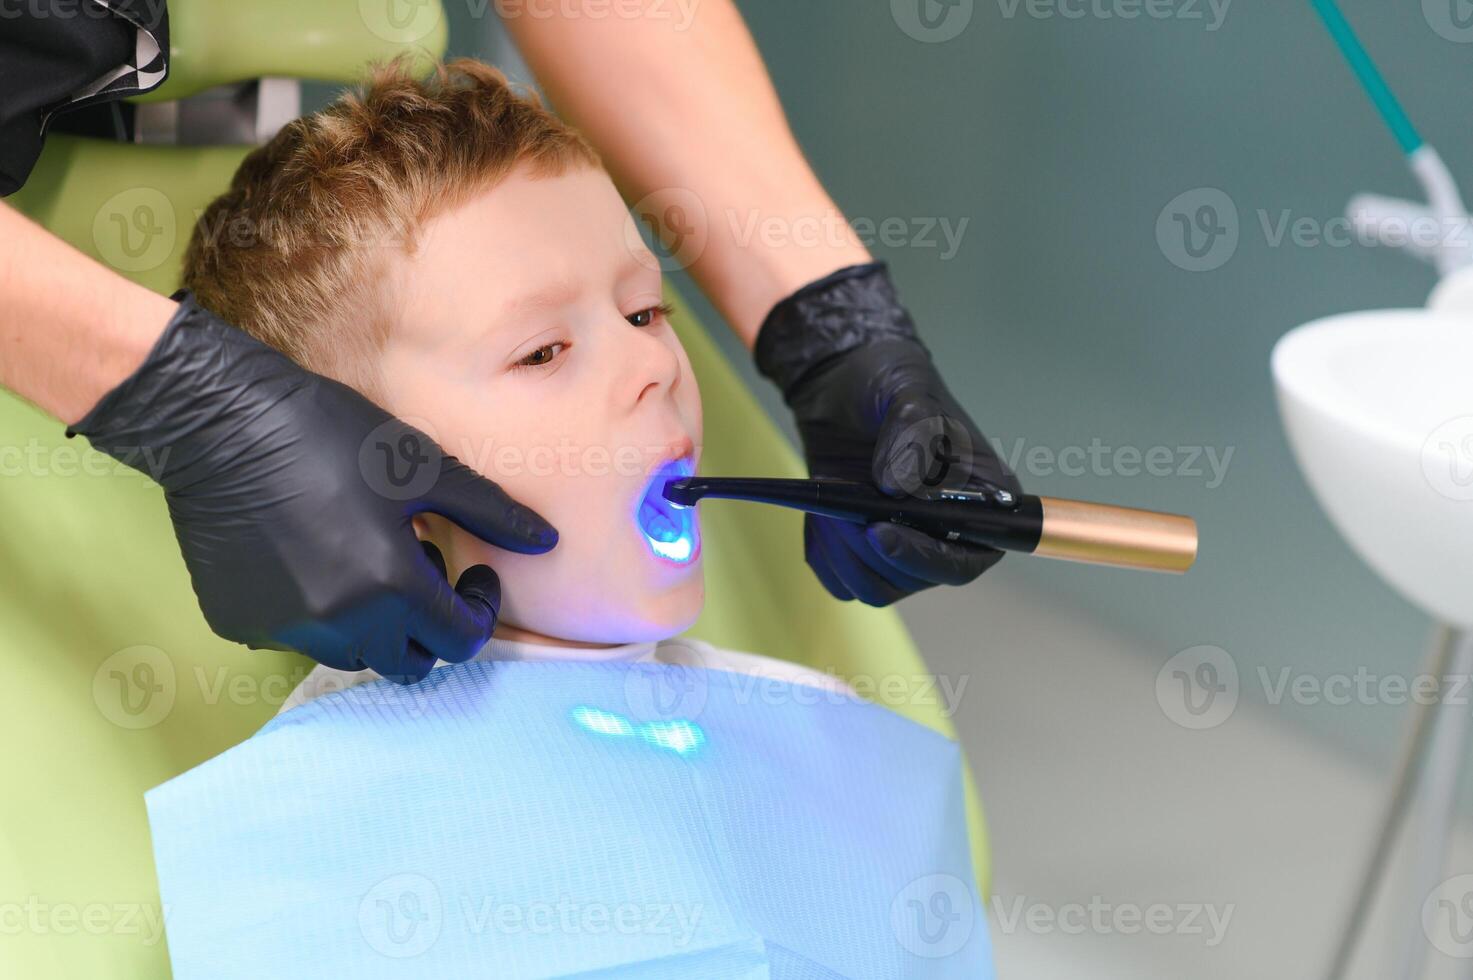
[514,303,671,371]
[516,342,567,370]
[627,302,675,328]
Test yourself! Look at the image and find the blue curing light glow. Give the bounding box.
[637,720,706,756]
[570,706,707,757]
[570,706,634,737]
[636,455,698,564]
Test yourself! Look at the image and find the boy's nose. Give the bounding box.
[628,326,682,405]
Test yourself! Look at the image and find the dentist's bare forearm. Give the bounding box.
[0,202,173,425]
[501,0,872,350]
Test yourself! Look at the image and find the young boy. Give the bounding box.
[180,57,852,710]
[158,63,995,979]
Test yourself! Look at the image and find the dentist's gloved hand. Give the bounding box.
[754,262,1021,606]
[67,291,556,683]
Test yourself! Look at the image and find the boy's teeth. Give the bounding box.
[644,511,676,541]
[636,453,698,563]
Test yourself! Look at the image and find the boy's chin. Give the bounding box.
[582,593,706,646]
[496,580,706,648]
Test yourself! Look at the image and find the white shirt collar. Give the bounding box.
[473,634,660,664]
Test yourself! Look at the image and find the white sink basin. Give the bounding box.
[1272,308,1473,628]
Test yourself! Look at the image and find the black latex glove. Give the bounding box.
[754,262,1021,606]
[67,291,556,682]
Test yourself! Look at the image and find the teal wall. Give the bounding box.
[705,1,1465,767]
[450,2,1467,767]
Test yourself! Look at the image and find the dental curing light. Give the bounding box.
[663,477,1197,574]
[637,456,699,563]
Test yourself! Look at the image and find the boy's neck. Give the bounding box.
[491,621,623,650]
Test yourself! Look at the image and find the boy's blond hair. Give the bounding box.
[182,58,601,398]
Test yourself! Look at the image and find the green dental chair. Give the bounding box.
[1,3,991,975]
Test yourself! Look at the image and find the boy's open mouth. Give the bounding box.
[637,454,699,564]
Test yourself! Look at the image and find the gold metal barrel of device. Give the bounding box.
[1034,497,1198,573]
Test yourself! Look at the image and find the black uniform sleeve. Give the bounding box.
[0,0,170,196]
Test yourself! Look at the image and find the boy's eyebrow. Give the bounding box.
[498,280,582,320]
[617,249,661,287]
[486,260,662,334]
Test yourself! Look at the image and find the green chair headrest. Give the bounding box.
[135,0,449,102]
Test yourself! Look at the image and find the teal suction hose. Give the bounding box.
[1307,0,1422,155]
[1306,0,1471,275]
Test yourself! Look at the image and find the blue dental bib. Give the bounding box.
[146,660,994,978]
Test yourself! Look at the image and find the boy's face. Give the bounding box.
[380,164,704,646]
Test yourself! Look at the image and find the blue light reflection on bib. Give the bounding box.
[571,705,707,757]
[146,661,994,978]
